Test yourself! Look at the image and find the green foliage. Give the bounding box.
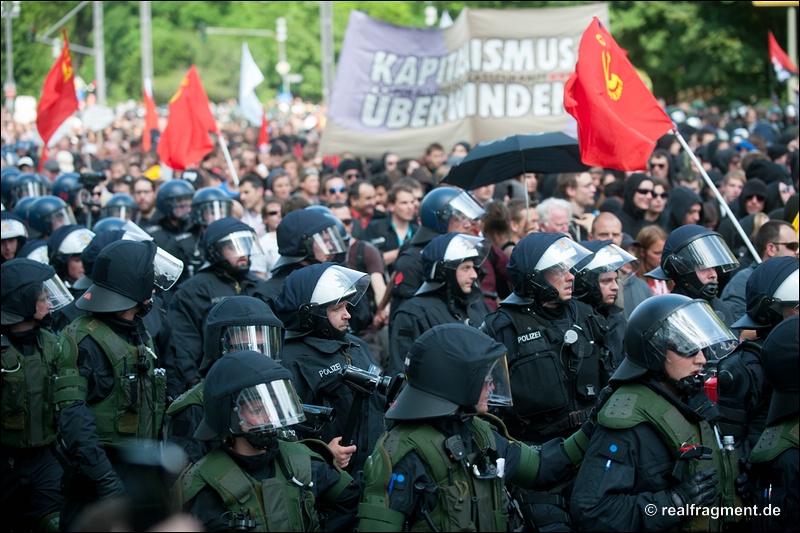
[1,1,795,108]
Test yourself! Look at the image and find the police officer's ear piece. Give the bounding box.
[299,303,315,331]
[522,272,536,297]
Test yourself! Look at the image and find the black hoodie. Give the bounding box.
[663,186,703,232]
[617,173,656,238]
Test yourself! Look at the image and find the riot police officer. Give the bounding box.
[167,217,268,396]
[571,294,742,531]
[164,295,284,465]
[54,239,182,529]
[147,179,202,285]
[646,224,740,327]
[259,209,348,305]
[46,224,95,297]
[716,256,798,459]
[748,315,799,532]
[1,259,74,532]
[389,187,486,328]
[359,323,595,532]
[175,350,360,532]
[389,232,492,376]
[191,186,232,229]
[100,193,138,222]
[482,232,609,443]
[274,263,388,473]
[572,239,640,370]
[1,210,28,265]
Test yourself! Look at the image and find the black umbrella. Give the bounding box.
[440,131,588,191]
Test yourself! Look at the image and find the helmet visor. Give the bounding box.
[310,226,348,257]
[58,228,95,255]
[1,218,27,238]
[223,325,284,361]
[578,243,640,283]
[443,234,491,268]
[439,191,486,228]
[234,381,305,434]
[195,201,232,226]
[309,265,370,312]
[216,230,263,259]
[485,355,513,408]
[16,181,47,200]
[119,221,185,290]
[773,269,799,304]
[103,205,137,221]
[669,234,739,275]
[535,237,592,273]
[647,300,737,361]
[42,274,74,312]
[46,207,77,232]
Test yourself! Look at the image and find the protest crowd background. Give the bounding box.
[1,2,799,532]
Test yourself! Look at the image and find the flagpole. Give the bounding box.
[217,133,239,187]
[673,129,761,265]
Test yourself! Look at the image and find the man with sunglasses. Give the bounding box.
[320,175,349,206]
[647,148,672,182]
[617,173,657,238]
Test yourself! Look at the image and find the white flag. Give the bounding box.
[239,42,265,126]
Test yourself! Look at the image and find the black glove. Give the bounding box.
[95,470,127,500]
[669,467,718,508]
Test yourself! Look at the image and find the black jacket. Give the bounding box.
[616,174,655,239]
[388,226,439,328]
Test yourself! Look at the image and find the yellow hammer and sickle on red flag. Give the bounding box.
[596,33,623,101]
[61,49,73,82]
[169,76,190,104]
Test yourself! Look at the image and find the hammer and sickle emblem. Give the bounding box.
[61,49,73,81]
[602,50,623,101]
[169,76,190,104]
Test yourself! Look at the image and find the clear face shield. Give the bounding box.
[45,207,77,233]
[484,355,513,408]
[58,228,95,256]
[309,226,348,261]
[120,221,185,290]
[233,381,305,434]
[578,243,640,283]
[442,234,491,268]
[41,274,75,312]
[667,233,739,276]
[647,300,738,362]
[438,191,486,228]
[536,237,592,275]
[16,181,47,201]
[194,201,232,226]
[102,205,137,221]
[223,325,284,361]
[309,265,370,316]
[169,195,193,221]
[215,230,263,260]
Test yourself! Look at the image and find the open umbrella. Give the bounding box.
[440,131,588,191]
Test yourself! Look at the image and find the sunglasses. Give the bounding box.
[745,194,766,202]
[635,188,655,196]
[773,242,800,252]
[780,186,795,194]
[340,219,353,225]
[328,186,347,194]
[649,162,666,169]
[654,192,669,199]
[266,210,281,216]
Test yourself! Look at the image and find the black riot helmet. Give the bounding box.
[194,350,305,449]
[9,172,50,206]
[199,296,285,377]
[761,315,799,425]
[91,216,127,234]
[72,229,125,291]
[273,209,347,270]
[275,262,369,340]
[52,172,84,209]
[1,258,73,325]
[191,187,233,228]
[202,217,262,274]
[419,187,486,234]
[305,205,351,262]
[505,232,591,305]
[101,193,138,221]
[614,294,738,385]
[416,232,490,296]
[572,239,639,309]
[731,256,798,332]
[646,225,739,300]
[28,195,77,237]
[156,179,195,221]
[75,240,157,313]
[386,323,512,420]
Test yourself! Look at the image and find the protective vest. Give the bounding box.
[177,440,345,532]
[716,341,770,440]
[486,302,608,437]
[599,384,742,532]
[749,420,799,464]
[55,316,166,446]
[163,380,204,439]
[359,416,540,532]
[1,331,61,448]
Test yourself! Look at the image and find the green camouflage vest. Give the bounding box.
[749,419,799,464]
[1,330,61,448]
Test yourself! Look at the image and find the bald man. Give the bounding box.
[589,212,623,247]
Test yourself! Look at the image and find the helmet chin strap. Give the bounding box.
[656,368,705,398]
[244,430,278,450]
[677,272,718,300]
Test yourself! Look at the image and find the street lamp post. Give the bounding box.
[2,0,21,110]
[275,17,291,97]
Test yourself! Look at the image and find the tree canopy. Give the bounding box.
[2,1,795,108]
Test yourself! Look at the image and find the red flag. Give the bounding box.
[142,78,160,153]
[157,65,217,170]
[258,109,269,153]
[564,17,673,171]
[768,31,798,83]
[36,29,79,149]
